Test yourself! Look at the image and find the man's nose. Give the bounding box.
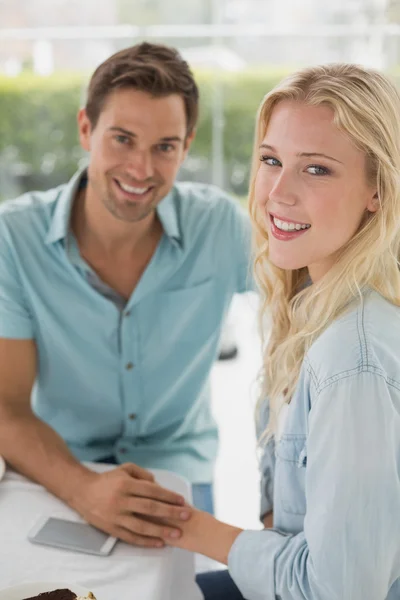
[125,150,154,181]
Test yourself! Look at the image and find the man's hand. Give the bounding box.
[70,463,191,548]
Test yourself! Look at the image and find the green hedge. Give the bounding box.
[1,67,399,200]
[0,68,287,200]
[0,74,85,199]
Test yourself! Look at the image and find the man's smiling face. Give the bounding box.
[78,88,194,223]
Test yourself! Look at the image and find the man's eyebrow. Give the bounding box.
[159,136,184,143]
[259,143,343,164]
[109,126,136,137]
[108,128,184,144]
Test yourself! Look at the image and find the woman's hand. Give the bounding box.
[158,506,243,564]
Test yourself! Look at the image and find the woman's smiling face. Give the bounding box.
[255,100,378,282]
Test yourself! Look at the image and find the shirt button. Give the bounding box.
[128,413,137,420]
[125,362,134,370]
[119,448,127,454]
[125,310,131,317]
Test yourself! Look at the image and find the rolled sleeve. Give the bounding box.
[229,372,400,599]
[232,204,253,294]
[219,195,253,294]
[259,437,275,519]
[257,400,275,519]
[0,220,34,339]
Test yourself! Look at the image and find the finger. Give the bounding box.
[114,526,165,548]
[120,462,155,482]
[125,479,186,506]
[121,496,191,521]
[117,513,182,541]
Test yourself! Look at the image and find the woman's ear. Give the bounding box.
[367,191,379,213]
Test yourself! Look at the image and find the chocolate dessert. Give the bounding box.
[23,590,95,600]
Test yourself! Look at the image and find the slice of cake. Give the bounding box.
[23,590,96,600]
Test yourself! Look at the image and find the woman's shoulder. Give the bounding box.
[305,291,400,390]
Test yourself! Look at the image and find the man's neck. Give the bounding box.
[71,187,161,260]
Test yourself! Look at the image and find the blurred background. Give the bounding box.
[0,0,398,534]
[1,0,399,202]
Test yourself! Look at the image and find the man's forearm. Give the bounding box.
[0,408,94,505]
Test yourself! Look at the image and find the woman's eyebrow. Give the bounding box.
[259,143,343,164]
[299,151,343,164]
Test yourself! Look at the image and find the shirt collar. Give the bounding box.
[156,186,182,247]
[45,168,87,245]
[45,168,182,247]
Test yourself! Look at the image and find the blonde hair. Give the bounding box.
[250,64,400,438]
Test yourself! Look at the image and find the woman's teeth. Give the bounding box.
[273,217,311,231]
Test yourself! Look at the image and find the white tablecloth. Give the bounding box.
[0,464,204,600]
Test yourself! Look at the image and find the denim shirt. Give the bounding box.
[228,290,400,600]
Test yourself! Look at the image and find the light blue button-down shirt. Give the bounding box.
[0,169,251,483]
[229,290,400,599]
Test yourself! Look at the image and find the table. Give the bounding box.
[0,463,204,600]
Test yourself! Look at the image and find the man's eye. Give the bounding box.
[115,135,130,145]
[307,165,330,176]
[158,143,174,153]
[259,156,281,166]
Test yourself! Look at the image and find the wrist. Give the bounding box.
[199,513,243,565]
[212,521,243,565]
[62,464,96,509]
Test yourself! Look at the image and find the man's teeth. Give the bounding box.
[273,217,311,232]
[118,181,150,194]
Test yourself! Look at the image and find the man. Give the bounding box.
[0,42,252,548]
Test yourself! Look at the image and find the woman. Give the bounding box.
[159,64,400,600]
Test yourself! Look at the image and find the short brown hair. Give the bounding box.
[85,42,199,136]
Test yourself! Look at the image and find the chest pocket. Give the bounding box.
[158,279,221,344]
[275,434,307,515]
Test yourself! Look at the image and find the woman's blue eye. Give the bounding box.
[258,156,330,176]
[307,165,330,176]
[260,155,281,166]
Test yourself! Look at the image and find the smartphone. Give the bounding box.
[28,516,117,556]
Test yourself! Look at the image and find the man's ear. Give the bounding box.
[77,108,92,152]
[183,128,196,156]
